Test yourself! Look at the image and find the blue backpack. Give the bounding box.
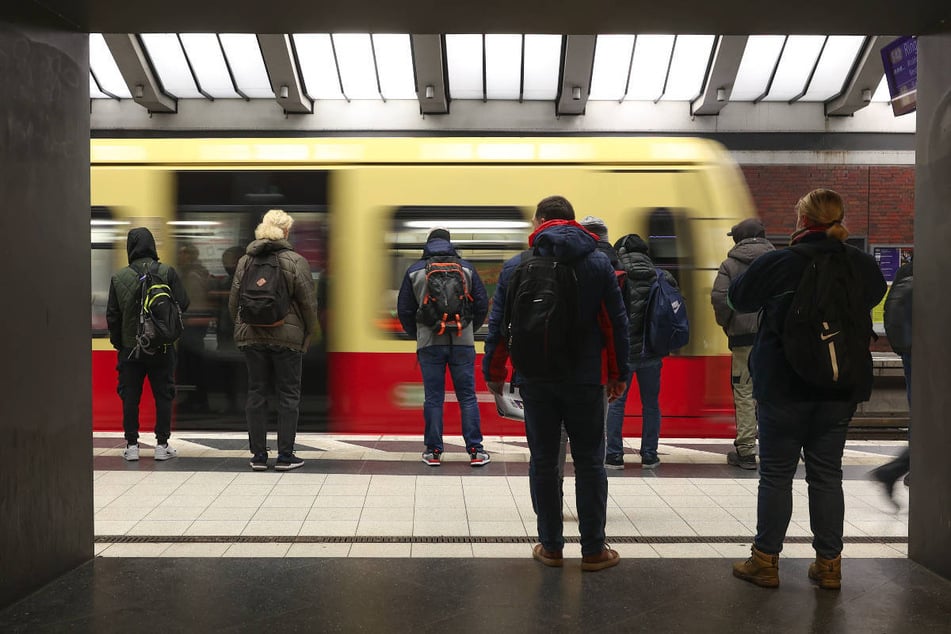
[643,269,689,356]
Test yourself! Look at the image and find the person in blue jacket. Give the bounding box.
[397,227,489,467]
[728,189,886,590]
[484,196,630,571]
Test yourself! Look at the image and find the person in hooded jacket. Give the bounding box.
[484,196,629,571]
[711,218,775,470]
[107,227,190,462]
[397,227,490,467]
[604,233,678,470]
[728,189,885,590]
[229,209,319,472]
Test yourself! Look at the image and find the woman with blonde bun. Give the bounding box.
[727,189,886,590]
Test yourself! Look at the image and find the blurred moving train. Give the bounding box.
[91,137,756,438]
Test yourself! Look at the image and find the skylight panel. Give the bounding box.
[89,72,110,98]
[333,34,380,99]
[762,35,826,101]
[485,34,521,99]
[446,34,484,99]
[89,33,131,98]
[292,34,344,99]
[799,36,865,101]
[140,34,203,98]
[661,35,716,101]
[522,34,561,100]
[731,35,785,101]
[589,35,635,100]
[372,34,417,99]
[625,34,675,101]
[179,34,240,98]
[219,34,274,98]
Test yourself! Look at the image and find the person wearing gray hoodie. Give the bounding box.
[711,218,774,469]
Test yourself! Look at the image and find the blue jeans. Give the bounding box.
[521,382,607,556]
[755,400,855,559]
[417,345,483,452]
[243,345,303,456]
[605,357,663,459]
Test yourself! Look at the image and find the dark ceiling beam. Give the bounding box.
[37,0,950,34]
[256,34,313,114]
[825,35,894,117]
[691,36,748,116]
[101,34,176,113]
[556,35,595,116]
[411,34,449,114]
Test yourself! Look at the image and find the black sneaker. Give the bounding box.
[250,452,268,471]
[275,453,304,471]
[605,454,624,470]
[727,450,757,470]
[641,454,660,470]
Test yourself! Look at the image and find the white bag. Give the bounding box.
[493,382,524,421]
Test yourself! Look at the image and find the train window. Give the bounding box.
[645,207,687,285]
[91,206,128,337]
[383,206,531,339]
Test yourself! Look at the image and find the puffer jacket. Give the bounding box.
[711,237,775,349]
[615,234,676,359]
[229,239,319,352]
[396,238,488,350]
[107,228,189,350]
[729,234,886,404]
[483,220,630,386]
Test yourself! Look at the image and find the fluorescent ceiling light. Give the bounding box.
[762,35,826,101]
[522,34,561,100]
[179,34,240,98]
[333,34,380,99]
[404,220,531,229]
[89,34,131,98]
[219,34,274,98]
[731,35,785,100]
[293,34,344,99]
[140,34,202,98]
[485,34,521,99]
[589,35,635,100]
[661,35,716,101]
[89,73,110,98]
[167,221,221,226]
[372,34,416,99]
[625,34,675,101]
[446,34,484,99]
[800,36,865,101]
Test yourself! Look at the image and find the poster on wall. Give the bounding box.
[871,246,914,334]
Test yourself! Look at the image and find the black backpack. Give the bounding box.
[502,250,580,382]
[883,274,913,354]
[416,256,473,336]
[237,251,291,327]
[132,261,184,357]
[782,245,872,389]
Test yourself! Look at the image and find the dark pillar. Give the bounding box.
[0,24,93,606]
[910,33,951,580]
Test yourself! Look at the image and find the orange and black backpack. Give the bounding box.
[416,256,473,336]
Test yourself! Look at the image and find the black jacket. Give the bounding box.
[729,234,886,404]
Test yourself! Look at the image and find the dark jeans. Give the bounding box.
[605,357,663,459]
[755,400,855,559]
[417,345,483,451]
[117,347,176,445]
[243,345,303,456]
[521,382,607,556]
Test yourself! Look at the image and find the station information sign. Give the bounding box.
[881,36,917,116]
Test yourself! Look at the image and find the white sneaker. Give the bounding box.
[123,444,139,461]
[154,443,177,461]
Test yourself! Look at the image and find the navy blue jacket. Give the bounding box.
[729,234,886,404]
[483,220,630,386]
[396,238,488,349]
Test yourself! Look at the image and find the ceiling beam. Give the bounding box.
[691,36,748,116]
[411,34,449,114]
[256,34,313,114]
[825,35,894,117]
[556,35,595,116]
[102,34,176,113]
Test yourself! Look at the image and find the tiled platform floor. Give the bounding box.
[92,433,910,559]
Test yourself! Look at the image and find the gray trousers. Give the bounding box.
[732,345,757,456]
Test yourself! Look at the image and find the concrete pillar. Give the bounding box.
[910,33,951,580]
[0,24,93,606]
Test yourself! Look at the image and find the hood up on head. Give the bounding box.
[126,227,159,264]
[528,219,597,261]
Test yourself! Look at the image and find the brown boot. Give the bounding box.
[732,545,779,588]
[808,554,842,590]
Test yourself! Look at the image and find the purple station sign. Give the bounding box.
[880,36,917,116]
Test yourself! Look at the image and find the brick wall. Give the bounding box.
[741,165,915,244]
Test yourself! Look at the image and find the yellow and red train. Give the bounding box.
[91,137,756,438]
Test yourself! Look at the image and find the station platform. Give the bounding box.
[2,432,950,631]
